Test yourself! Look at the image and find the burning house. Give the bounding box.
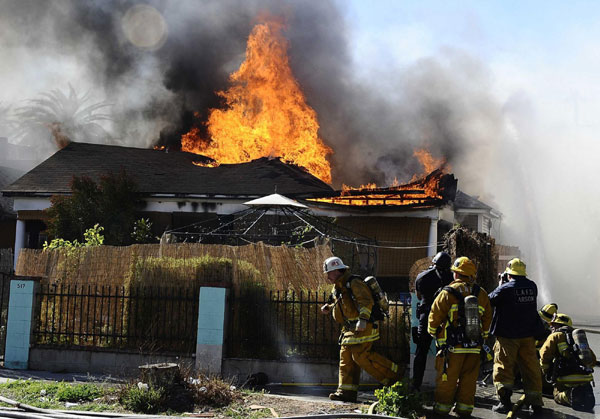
[1,15,504,291]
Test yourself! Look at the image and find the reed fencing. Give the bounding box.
[16,242,332,290]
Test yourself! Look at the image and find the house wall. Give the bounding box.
[335,217,430,292]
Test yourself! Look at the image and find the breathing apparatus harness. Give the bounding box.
[435,283,482,381]
[550,326,594,385]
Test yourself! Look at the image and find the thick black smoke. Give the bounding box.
[0,0,501,188]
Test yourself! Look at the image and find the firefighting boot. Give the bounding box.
[492,388,513,413]
[329,390,357,403]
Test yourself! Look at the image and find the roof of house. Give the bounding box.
[454,190,497,213]
[1,142,333,198]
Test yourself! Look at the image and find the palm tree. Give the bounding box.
[14,84,112,152]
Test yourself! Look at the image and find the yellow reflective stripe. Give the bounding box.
[482,331,489,338]
[434,403,452,414]
[341,330,380,345]
[339,384,359,390]
[449,304,458,321]
[391,363,398,373]
[456,402,474,413]
[428,325,437,335]
[359,307,371,318]
[478,305,485,314]
[346,316,359,321]
[451,347,481,354]
[557,374,593,383]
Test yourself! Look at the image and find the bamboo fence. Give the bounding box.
[16,242,334,291]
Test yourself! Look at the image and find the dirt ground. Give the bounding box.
[214,391,373,418]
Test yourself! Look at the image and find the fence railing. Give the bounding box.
[226,288,411,363]
[33,284,199,354]
[0,272,11,359]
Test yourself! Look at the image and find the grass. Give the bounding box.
[0,380,121,412]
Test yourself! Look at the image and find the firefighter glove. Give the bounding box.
[355,319,367,332]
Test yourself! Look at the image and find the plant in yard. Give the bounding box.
[55,382,102,402]
[188,375,242,408]
[118,383,165,414]
[131,218,155,243]
[374,380,424,419]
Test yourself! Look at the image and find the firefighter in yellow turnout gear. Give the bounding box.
[321,257,401,402]
[540,313,596,412]
[428,257,492,417]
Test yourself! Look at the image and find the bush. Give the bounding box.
[189,375,241,408]
[374,380,423,419]
[128,255,233,286]
[56,383,102,402]
[119,384,165,414]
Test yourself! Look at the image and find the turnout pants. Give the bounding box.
[493,336,543,407]
[412,311,433,389]
[337,341,400,394]
[433,351,480,416]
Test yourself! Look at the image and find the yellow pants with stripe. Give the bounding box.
[337,341,400,392]
[434,351,480,416]
[493,336,543,407]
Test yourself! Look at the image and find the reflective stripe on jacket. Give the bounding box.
[427,278,492,353]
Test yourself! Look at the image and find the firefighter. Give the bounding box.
[489,258,545,415]
[320,256,401,402]
[412,251,453,390]
[540,313,596,412]
[536,303,559,395]
[428,257,492,417]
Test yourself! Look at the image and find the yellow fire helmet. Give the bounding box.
[539,303,558,323]
[551,313,573,328]
[451,256,477,277]
[505,258,527,276]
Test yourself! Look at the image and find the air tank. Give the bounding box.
[464,295,480,341]
[572,329,595,366]
[364,276,389,315]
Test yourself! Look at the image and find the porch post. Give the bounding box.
[4,276,40,369]
[13,219,26,269]
[427,217,438,257]
[195,286,228,375]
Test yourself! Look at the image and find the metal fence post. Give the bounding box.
[195,286,228,375]
[4,276,40,369]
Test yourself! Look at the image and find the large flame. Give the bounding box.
[182,18,332,183]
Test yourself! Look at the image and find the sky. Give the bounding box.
[345,1,600,319]
[0,1,598,319]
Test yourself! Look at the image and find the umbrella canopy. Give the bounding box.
[244,193,308,209]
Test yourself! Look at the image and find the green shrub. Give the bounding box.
[56,383,102,402]
[374,380,423,419]
[129,255,233,285]
[119,384,165,414]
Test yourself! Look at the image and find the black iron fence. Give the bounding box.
[33,284,199,354]
[226,288,411,363]
[0,272,11,359]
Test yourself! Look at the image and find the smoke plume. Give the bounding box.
[1,1,597,319]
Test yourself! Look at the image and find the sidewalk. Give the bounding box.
[1,366,598,418]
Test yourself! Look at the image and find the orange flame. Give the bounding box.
[192,160,220,167]
[309,148,450,206]
[181,17,332,183]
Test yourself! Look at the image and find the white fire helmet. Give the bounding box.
[323,256,349,273]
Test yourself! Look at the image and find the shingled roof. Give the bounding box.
[2,142,333,198]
